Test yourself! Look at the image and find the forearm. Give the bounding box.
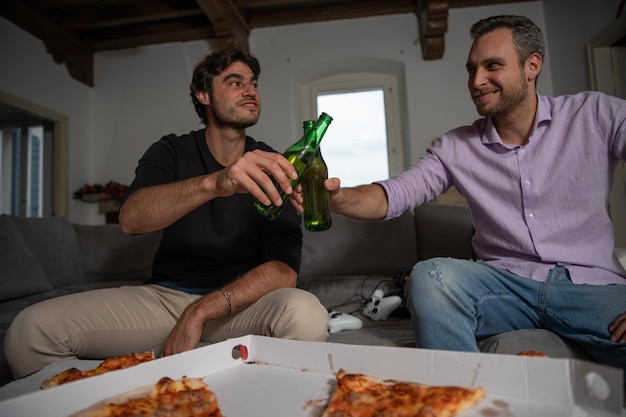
[331,183,388,221]
[160,260,296,356]
[119,174,220,234]
[186,261,297,321]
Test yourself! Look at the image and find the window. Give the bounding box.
[1,124,51,217]
[302,73,404,187]
[0,93,68,217]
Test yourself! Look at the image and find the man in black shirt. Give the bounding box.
[6,48,329,378]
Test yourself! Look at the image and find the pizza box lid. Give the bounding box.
[0,335,623,417]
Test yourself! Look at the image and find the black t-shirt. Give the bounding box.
[122,129,302,290]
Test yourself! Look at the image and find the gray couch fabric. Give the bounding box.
[0,205,592,392]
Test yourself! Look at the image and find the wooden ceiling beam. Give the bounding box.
[195,0,250,52]
[248,0,415,28]
[236,0,309,7]
[0,0,94,86]
[90,22,215,51]
[64,5,205,31]
[448,0,532,7]
[417,0,449,60]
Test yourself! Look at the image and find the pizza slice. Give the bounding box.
[321,369,485,417]
[42,350,155,388]
[70,376,223,417]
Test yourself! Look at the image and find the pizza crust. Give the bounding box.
[517,350,548,357]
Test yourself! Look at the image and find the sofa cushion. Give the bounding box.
[300,212,418,280]
[414,203,475,260]
[73,225,161,282]
[7,215,84,287]
[0,216,52,301]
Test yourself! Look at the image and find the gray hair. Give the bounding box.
[470,15,545,65]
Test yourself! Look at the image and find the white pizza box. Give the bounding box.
[0,335,623,417]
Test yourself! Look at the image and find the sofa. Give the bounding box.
[0,203,608,389]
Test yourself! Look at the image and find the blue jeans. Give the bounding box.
[404,257,626,370]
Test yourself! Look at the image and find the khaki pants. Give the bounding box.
[5,285,329,378]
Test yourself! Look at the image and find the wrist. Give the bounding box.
[219,288,232,315]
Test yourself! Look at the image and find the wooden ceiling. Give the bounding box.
[0,0,532,87]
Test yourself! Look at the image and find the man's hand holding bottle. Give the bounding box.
[291,177,341,214]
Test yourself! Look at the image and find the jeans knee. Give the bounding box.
[405,258,473,310]
[407,258,446,293]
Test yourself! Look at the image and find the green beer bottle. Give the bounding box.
[253,112,333,219]
[302,121,332,232]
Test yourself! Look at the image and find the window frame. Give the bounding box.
[301,72,405,178]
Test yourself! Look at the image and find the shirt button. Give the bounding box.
[520,149,526,155]
[524,180,531,186]
[529,213,535,219]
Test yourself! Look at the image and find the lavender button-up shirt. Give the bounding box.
[379,92,626,285]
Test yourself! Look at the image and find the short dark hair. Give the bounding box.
[189,48,261,125]
[470,15,545,66]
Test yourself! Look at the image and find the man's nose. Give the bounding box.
[243,83,257,97]
[471,68,487,89]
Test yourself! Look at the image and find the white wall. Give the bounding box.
[0,0,622,224]
[94,42,211,185]
[542,0,623,95]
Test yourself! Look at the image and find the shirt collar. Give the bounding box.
[477,94,549,146]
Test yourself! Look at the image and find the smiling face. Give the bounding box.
[206,60,261,129]
[465,28,532,118]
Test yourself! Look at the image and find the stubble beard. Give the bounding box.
[475,75,529,118]
[210,102,260,130]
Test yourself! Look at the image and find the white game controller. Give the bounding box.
[362,289,402,321]
[328,311,363,333]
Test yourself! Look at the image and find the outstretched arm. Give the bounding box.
[120,149,298,234]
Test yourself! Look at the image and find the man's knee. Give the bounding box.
[405,257,477,314]
[271,288,329,342]
[5,302,66,378]
[408,258,455,293]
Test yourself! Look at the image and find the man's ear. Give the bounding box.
[526,52,542,83]
[195,91,210,106]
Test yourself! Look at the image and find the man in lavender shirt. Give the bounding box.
[295,15,626,370]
